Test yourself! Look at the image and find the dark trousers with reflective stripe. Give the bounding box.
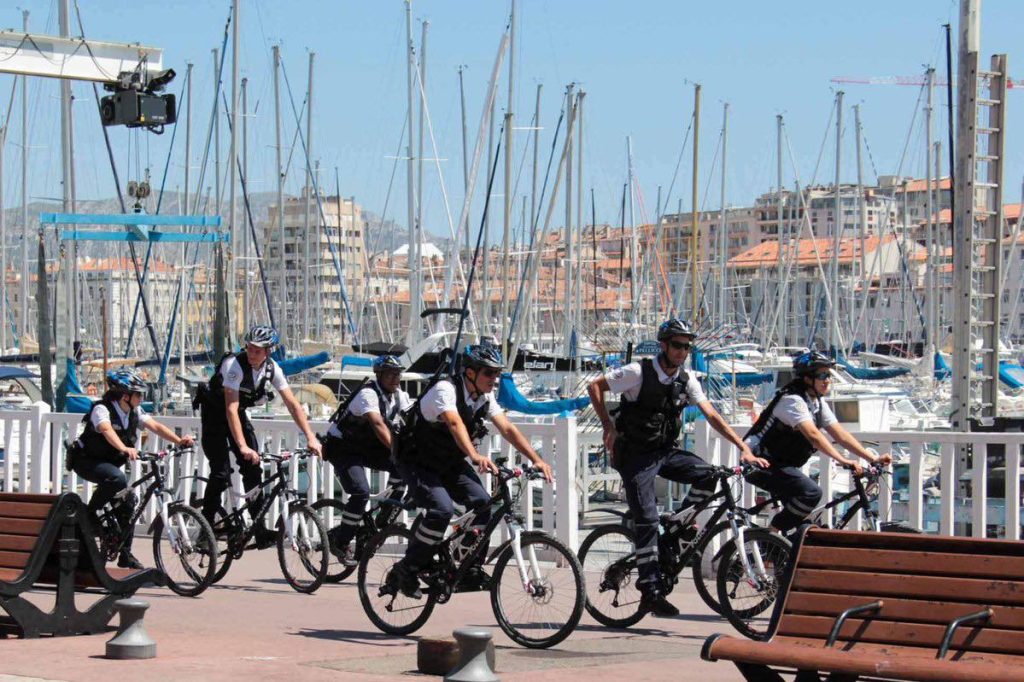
[614,446,716,596]
[323,435,405,547]
[199,414,263,526]
[746,465,822,532]
[398,458,491,571]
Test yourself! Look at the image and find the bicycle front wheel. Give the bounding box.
[690,520,742,615]
[577,524,645,628]
[491,531,585,649]
[312,498,357,583]
[715,529,791,641]
[357,524,436,636]
[276,504,330,593]
[152,503,217,597]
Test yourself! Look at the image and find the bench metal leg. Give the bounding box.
[0,596,47,638]
[825,674,859,682]
[794,671,823,682]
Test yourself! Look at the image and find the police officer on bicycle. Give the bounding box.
[69,369,195,568]
[744,351,891,535]
[197,325,322,545]
[587,318,766,617]
[323,355,412,566]
[387,343,554,599]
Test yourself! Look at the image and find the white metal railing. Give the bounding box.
[692,421,1024,540]
[0,403,581,550]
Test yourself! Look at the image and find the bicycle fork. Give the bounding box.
[728,514,771,591]
[505,519,542,595]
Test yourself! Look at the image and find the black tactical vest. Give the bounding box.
[331,380,401,463]
[410,378,490,472]
[202,351,275,424]
[77,398,140,467]
[745,383,824,468]
[613,357,690,456]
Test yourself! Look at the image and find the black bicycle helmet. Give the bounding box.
[372,355,406,373]
[107,369,147,395]
[657,318,696,342]
[243,324,279,349]
[463,343,504,370]
[793,350,836,377]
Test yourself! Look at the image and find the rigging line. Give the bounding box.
[809,100,836,197]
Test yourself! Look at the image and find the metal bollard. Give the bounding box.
[444,627,498,682]
[105,599,157,660]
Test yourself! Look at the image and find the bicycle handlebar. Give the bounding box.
[139,443,194,463]
[261,448,317,464]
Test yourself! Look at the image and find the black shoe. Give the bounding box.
[253,527,277,550]
[640,592,679,618]
[117,551,145,570]
[386,562,422,600]
[330,542,358,567]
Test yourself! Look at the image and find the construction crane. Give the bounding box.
[831,75,1023,89]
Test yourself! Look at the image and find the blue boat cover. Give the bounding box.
[340,355,374,370]
[497,373,589,415]
[278,351,331,376]
[0,367,38,380]
[837,355,909,380]
[934,353,952,380]
[1000,361,1024,389]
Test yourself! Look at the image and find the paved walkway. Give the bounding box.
[1,549,743,681]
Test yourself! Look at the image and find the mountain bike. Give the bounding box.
[90,444,217,597]
[357,459,585,649]
[313,475,408,583]
[204,448,329,593]
[577,463,790,629]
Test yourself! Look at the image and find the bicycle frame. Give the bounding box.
[103,453,194,557]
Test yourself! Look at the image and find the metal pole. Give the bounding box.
[458,65,470,260]
[241,75,249,330]
[58,0,77,343]
[627,135,637,328]
[404,0,419,346]
[228,0,240,337]
[181,61,193,377]
[213,48,221,219]
[19,10,28,347]
[575,90,585,356]
[854,104,867,350]
[718,102,729,327]
[564,85,574,354]
[415,20,428,335]
[830,91,844,354]
[272,46,287,344]
[484,95,495,336]
[776,114,786,348]
[0,124,6,352]
[690,84,701,322]
[303,51,315,341]
[501,0,515,344]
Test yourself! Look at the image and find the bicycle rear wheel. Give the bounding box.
[491,531,585,648]
[577,524,645,628]
[151,503,217,597]
[276,504,329,593]
[312,498,357,583]
[207,506,237,584]
[357,525,436,636]
[715,529,791,640]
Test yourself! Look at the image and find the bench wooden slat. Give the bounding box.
[0,517,46,536]
[706,635,1024,682]
[799,545,1024,580]
[791,568,1024,606]
[0,494,59,505]
[0,535,40,553]
[785,591,1024,631]
[0,567,24,582]
[776,614,1024,656]
[0,502,55,520]
[0,550,30,570]
[804,528,1024,558]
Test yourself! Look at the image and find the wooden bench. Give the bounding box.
[0,492,164,638]
[701,527,1024,682]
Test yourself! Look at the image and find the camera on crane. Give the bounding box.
[99,68,176,133]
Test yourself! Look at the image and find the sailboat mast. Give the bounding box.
[501,0,515,344]
[717,102,729,327]
[19,10,28,347]
[404,0,420,346]
[181,62,192,377]
[528,83,541,343]
[415,20,428,332]
[241,76,249,329]
[273,45,287,345]
[563,85,574,355]
[924,67,937,377]
[575,91,585,352]
[228,0,240,334]
[829,91,844,354]
[690,84,701,322]
[775,114,785,349]
[458,65,470,258]
[303,52,315,341]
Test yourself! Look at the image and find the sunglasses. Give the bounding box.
[813,372,832,381]
[668,340,693,351]
[477,368,501,378]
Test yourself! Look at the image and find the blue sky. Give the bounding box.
[2,0,1021,243]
